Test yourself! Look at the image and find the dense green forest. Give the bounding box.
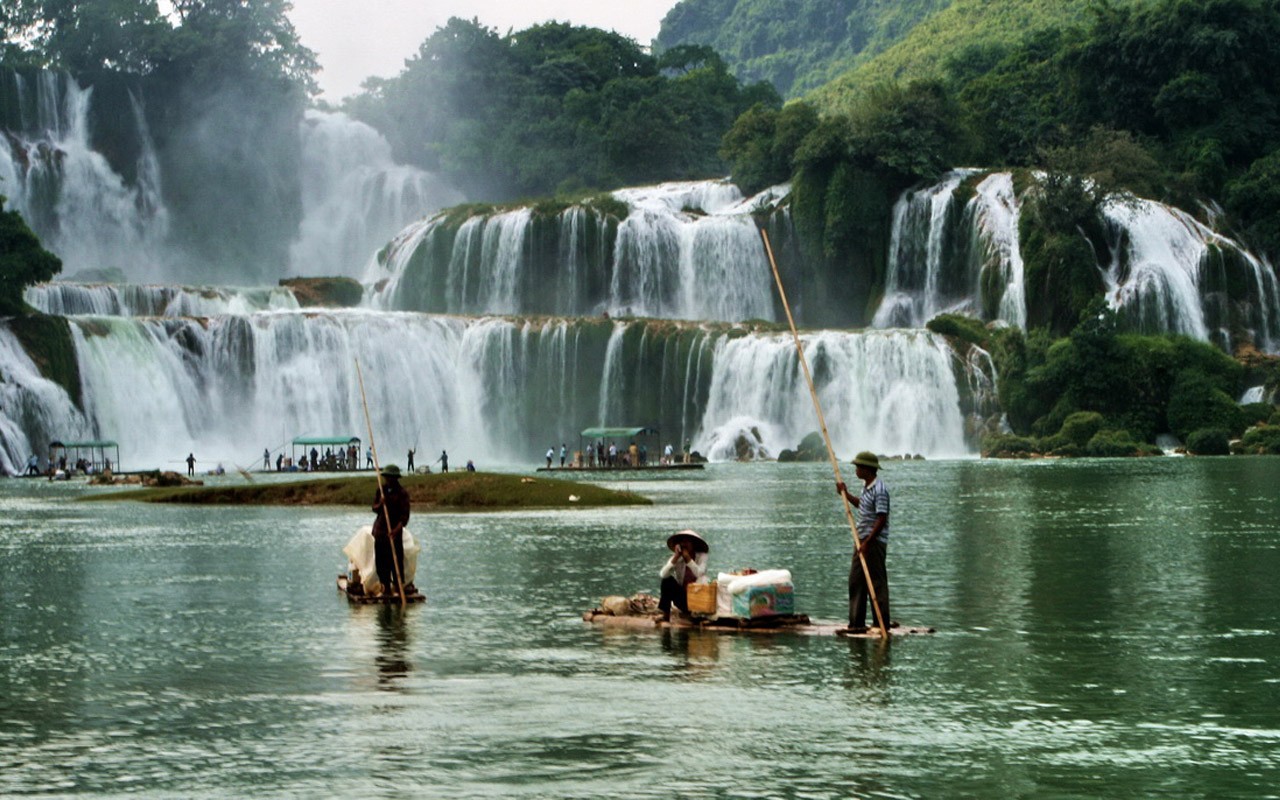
[724,0,1280,315]
[654,0,950,98]
[342,19,778,201]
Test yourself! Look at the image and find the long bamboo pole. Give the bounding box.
[760,229,888,638]
[355,359,407,608]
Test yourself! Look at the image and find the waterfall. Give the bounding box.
[24,283,299,317]
[697,329,971,460]
[0,326,92,474]
[872,170,1280,352]
[0,311,987,472]
[289,110,461,278]
[0,72,170,280]
[370,179,781,322]
[874,170,1026,329]
[1101,198,1280,351]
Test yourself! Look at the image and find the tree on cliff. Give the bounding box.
[345,18,777,201]
[0,196,61,316]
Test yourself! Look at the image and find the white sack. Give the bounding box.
[343,525,421,594]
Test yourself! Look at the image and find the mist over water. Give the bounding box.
[0,72,171,281]
[289,110,461,279]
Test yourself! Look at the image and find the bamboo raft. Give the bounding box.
[583,609,934,638]
[336,574,426,605]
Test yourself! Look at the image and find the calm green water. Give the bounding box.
[2,458,1279,798]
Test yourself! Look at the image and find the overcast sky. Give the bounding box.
[287,0,682,101]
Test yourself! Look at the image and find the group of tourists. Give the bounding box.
[538,438,702,470]
[657,450,892,635]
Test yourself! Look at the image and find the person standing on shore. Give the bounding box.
[407,448,415,473]
[835,451,891,634]
[440,450,449,472]
[186,453,196,477]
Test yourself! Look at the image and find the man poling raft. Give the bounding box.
[836,452,892,635]
[337,358,426,605]
[338,464,424,603]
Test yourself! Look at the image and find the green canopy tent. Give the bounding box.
[292,436,362,470]
[50,440,120,472]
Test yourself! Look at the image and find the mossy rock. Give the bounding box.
[279,277,364,308]
[981,433,1037,458]
[6,314,82,409]
[1186,428,1231,456]
[1234,425,1280,455]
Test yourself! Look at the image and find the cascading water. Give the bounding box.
[0,311,988,472]
[24,283,299,317]
[1101,198,1280,351]
[370,180,780,322]
[871,170,1280,352]
[0,326,92,474]
[873,170,1027,329]
[289,110,461,278]
[0,71,170,280]
[697,330,973,460]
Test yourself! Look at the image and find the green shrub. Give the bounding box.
[1167,369,1244,439]
[926,313,990,349]
[1086,428,1146,457]
[1186,428,1231,456]
[1239,402,1274,429]
[1038,433,1069,453]
[1236,425,1280,455]
[982,433,1037,458]
[1270,411,1280,426]
[1058,411,1105,447]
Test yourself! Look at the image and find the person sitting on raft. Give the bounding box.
[372,464,411,596]
[658,529,709,621]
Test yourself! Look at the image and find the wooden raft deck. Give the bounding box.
[336,575,426,605]
[583,611,934,638]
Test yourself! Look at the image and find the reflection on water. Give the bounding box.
[1,458,1279,796]
[374,604,413,690]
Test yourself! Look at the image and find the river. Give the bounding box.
[2,457,1278,797]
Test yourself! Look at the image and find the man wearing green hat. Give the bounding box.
[372,464,411,594]
[836,451,890,633]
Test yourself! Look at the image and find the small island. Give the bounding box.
[82,472,650,510]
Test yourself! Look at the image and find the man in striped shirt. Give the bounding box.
[836,451,891,634]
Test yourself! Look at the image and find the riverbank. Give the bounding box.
[82,471,651,510]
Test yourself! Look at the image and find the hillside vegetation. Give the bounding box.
[809,0,1099,111]
[656,0,950,98]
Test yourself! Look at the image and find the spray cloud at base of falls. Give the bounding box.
[289,110,462,279]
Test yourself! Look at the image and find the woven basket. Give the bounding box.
[686,581,717,615]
